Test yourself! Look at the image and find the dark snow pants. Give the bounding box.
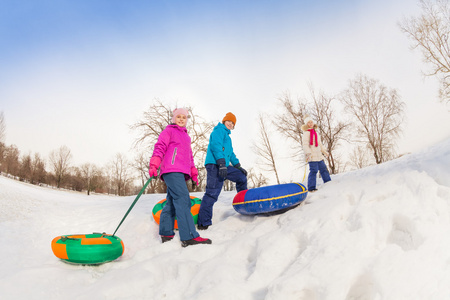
[159,172,199,241]
[307,160,331,190]
[198,164,248,227]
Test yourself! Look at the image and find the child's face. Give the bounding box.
[175,114,187,127]
[224,120,235,130]
[307,120,314,129]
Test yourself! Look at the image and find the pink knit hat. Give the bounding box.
[171,108,189,123]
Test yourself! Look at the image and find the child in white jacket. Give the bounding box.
[301,116,331,192]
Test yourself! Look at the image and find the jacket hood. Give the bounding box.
[301,123,318,132]
[168,123,188,133]
[216,122,231,134]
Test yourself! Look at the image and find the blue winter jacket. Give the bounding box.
[204,122,239,167]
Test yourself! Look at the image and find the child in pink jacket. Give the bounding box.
[149,108,211,247]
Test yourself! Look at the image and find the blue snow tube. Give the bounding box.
[232,182,308,215]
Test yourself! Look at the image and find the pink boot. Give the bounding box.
[181,236,212,247]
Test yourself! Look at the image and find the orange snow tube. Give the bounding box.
[51,233,124,264]
[152,196,201,229]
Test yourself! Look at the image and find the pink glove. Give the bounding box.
[191,166,199,186]
[149,156,161,178]
[149,166,158,178]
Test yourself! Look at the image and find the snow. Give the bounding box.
[1,138,450,300]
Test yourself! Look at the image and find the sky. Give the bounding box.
[1,0,450,182]
[1,136,450,299]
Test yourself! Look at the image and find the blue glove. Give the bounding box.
[217,158,227,179]
[234,163,247,176]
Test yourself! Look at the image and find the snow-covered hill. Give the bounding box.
[1,138,450,300]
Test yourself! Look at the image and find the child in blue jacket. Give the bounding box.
[197,112,248,230]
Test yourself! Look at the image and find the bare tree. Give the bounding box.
[247,168,269,189]
[187,112,215,178]
[0,111,5,143]
[68,167,84,192]
[132,151,150,187]
[0,112,7,173]
[131,99,213,192]
[31,153,46,185]
[0,142,5,172]
[341,74,405,164]
[223,180,234,191]
[400,0,450,104]
[79,163,103,195]
[19,153,32,182]
[49,145,72,188]
[108,153,133,196]
[131,100,181,193]
[348,145,373,170]
[308,84,350,174]
[131,99,173,150]
[252,113,280,184]
[195,165,207,191]
[130,151,168,194]
[4,145,20,176]
[273,91,308,164]
[274,88,348,174]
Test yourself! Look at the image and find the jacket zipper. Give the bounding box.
[171,147,177,165]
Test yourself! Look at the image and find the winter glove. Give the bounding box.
[149,156,161,178]
[191,166,199,186]
[217,158,228,179]
[234,163,247,177]
[149,166,158,178]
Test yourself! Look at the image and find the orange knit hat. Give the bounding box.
[222,112,236,125]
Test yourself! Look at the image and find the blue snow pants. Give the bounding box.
[198,164,248,227]
[159,172,199,241]
[308,160,331,190]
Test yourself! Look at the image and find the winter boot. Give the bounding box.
[161,235,175,243]
[197,224,209,230]
[181,236,212,247]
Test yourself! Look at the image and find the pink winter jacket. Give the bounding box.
[150,124,196,180]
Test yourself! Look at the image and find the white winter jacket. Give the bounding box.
[301,124,328,162]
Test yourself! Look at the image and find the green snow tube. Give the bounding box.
[51,233,124,265]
